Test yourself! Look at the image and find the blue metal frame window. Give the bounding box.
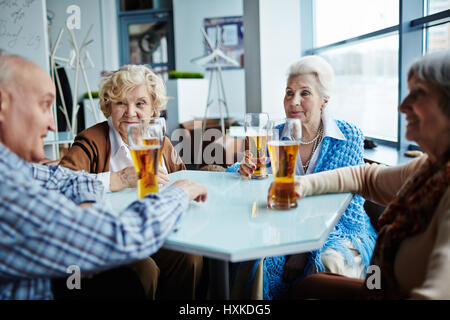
[301,0,449,150]
[118,1,175,78]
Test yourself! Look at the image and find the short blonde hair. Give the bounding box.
[287,55,334,100]
[99,64,168,118]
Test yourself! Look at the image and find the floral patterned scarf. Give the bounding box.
[366,154,450,299]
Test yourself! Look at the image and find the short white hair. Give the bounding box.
[287,55,335,100]
[99,64,169,118]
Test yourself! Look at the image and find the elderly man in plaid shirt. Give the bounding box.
[0,50,208,300]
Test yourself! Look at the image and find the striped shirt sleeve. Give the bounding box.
[0,161,189,279]
[30,163,106,204]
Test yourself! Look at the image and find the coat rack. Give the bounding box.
[66,23,100,133]
[47,23,99,159]
[49,23,100,134]
[191,27,239,136]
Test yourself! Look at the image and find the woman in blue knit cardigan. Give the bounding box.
[228,56,377,299]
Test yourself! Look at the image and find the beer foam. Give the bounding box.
[245,127,268,136]
[267,140,299,146]
[130,145,160,150]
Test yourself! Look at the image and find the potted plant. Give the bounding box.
[83,91,106,129]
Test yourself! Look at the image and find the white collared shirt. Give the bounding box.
[92,117,167,192]
[274,110,346,176]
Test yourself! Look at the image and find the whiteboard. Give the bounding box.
[0,0,49,73]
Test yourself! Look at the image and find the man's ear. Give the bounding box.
[0,88,9,122]
[0,88,3,118]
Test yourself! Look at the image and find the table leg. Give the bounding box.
[209,258,229,300]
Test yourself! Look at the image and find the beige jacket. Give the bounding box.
[299,155,450,299]
[60,121,185,174]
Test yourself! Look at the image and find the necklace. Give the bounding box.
[302,122,323,172]
[300,124,323,145]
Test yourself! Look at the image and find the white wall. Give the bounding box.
[260,0,301,120]
[172,0,245,121]
[0,0,50,73]
[46,0,119,101]
[246,0,301,121]
[99,0,120,72]
[242,0,261,114]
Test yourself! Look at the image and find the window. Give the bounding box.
[128,21,169,66]
[428,0,449,14]
[427,23,450,52]
[303,0,450,148]
[120,0,172,11]
[118,0,175,80]
[425,0,450,53]
[314,0,398,47]
[320,35,399,141]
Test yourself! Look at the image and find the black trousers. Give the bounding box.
[51,266,146,300]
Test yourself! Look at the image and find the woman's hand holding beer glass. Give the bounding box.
[109,166,138,192]
[109,161,169,192]
[240,113,271,179]
[292,176,309,199]
[238,150,257,177]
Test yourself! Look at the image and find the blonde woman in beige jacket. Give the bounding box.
[59,65,204,300]
[291,50,450,300]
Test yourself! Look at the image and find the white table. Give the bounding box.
[105,170,352,299]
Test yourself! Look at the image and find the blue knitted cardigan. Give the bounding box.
[227,119,378,300]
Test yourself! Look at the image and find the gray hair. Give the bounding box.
[287,55,335,100]
[0,49,12,84]
[0,49,24,85]
[408,50,450,116]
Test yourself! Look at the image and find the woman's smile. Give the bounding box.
[121,120,139,125]
[289,110,304,116]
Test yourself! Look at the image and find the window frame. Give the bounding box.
[301,0,450,150]
[117,1,176,73]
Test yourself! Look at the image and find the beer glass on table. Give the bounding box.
[127,120,163,198]
[267,118,302,210]
[244,113,271,180]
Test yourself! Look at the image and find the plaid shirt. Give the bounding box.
[0,143,189,300]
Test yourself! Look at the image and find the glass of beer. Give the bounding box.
[244,113,271,179]
[267,118,301,210]
[142,117,166,165]
[127,120,163,198]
